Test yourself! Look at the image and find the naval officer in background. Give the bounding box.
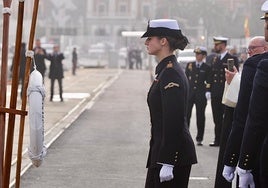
[206,37,239,147]
[185,46,211,146]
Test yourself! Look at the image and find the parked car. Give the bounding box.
[79,43,108,68]
[177,49,195,69]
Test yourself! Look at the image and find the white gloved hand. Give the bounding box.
[205,92,211,100]
[237,167,255,188]
[159,164,174,182]
[222,165,236,182]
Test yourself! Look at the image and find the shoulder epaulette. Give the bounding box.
[166,61,173,68]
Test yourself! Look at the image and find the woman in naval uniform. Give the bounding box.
[141,19,197,188]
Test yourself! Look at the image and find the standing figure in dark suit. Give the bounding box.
[141,19,197,188]
[222,36,268,188]
[206,37,239,147]
[72,47,78,75]
[47,44,65,102]
[33,39,47,80]
[235,2,268,187]
[185,47,211,146]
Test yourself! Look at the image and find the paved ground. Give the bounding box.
[6,67,121,187]
[6,67,221,188]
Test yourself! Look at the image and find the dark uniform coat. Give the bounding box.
[185,61,211,96]
[210,53,239,98]
[146,55,197,168]
[238,58,268,187]
[209,53,239,144]
[185,61,211,142]
[223,53,268,188]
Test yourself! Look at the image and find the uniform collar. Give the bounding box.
[220,50,228,60]
[155,55,176,75]
[196,61,203,65]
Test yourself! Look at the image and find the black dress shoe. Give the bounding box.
[197,141,203,146]
[209,142,219,147]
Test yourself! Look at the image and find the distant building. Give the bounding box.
[2,0,267,52]
[85,0,153,37]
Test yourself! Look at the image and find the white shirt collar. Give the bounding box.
[220,50,228,60]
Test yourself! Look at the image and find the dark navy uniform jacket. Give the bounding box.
[185,61,211,97]
[210,53,239,97]
[224,53,268,167]
[146,55,197,168]
[238,57,268,170]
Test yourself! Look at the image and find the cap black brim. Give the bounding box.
[141,27,182,39]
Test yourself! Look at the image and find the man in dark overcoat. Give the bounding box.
[222,36,268,188]
[47,44,65,102]
[235,2,268,187]
[33,39,47,80]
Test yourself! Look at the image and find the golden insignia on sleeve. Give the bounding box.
[212,56,217,64]
[164,82,180,89]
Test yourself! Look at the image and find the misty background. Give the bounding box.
[0,0,267,64]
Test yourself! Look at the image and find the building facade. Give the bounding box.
[0,0,266,53]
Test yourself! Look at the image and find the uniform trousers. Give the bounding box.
[72,60,77,75]
[214,106,234,188]
[217,111,261,188]
[260,136,268,188]
[145,165,191,188]
[211,96,225,144]
[187,92,207,142]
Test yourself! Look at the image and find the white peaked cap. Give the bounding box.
[213,36,228,44]
[262,0,268,12]
[141,19,183,38]
[261,0,268,19]
[149,19,180,30]
[194,46,207,54]
[213,36,228,41]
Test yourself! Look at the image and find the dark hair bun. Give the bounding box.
[177,35,189,50]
